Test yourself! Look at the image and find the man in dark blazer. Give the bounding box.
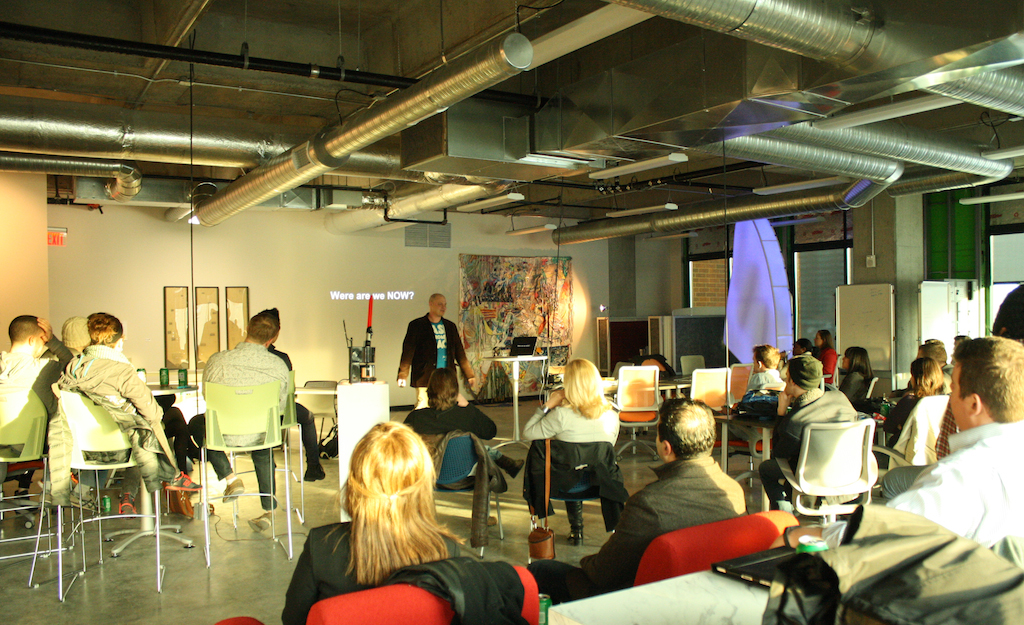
[528,398,746,604]
[397,293,475,408]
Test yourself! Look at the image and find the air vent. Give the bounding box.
[404,223,451,248]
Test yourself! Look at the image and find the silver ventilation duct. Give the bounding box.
[922,66,1024,118]
[324,182,513,235]
[194,34,533,227]
[886,169,1005,197]
[553,164,903,244]
[767,121,1013,179]
[0,151,141,201]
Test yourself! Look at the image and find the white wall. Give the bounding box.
[0,173,48,349]
[46,202,608,406]
[635,237,680,317]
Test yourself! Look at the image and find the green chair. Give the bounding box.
[278,371,305,524]
[201,380,291,566]
[54,390,179,599]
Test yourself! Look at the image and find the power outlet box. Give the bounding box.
[866,255,877,268]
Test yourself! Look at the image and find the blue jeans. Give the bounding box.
[188,415,277,511]
[759,458,792,510]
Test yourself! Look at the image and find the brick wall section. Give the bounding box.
[691,258,728,307]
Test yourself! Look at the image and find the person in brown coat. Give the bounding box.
[528,398,746,604]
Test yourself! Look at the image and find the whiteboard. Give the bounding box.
[836,284,895,373]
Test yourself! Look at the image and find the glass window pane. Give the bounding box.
[796,248,847,344]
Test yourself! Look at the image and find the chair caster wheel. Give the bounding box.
[104,537,114,543]
[174,529,183,534]
[110,552,120,558]
[183,543,195,549]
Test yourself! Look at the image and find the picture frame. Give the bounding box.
[225,286,249,350]
[163,286,190,369]
[195,286,220,368]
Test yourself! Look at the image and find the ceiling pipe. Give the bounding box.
[885,169,1006,197]
[923,66,1024,118]
[193,33,533,226]
[0,151,141,201]
[553,163,903,244]
[0,21,540,109]
[767,121,1013,179]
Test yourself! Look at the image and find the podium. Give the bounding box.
[484,355,547,449]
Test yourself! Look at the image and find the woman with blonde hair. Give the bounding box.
[883,357,944,446]
[282,422,459,625]
[523,358,620,544]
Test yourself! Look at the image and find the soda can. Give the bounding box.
[159,368,170,387]
[178,369,188,387]
[101,495,111,514]
[538,594,551,625]
[795,536,829,554]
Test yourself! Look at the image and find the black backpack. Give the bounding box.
[318,424,339,459]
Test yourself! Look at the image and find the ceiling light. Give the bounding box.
[959,191,1024,205]
[608,202,678,218]
[505,223,557,236]
[518,154,591,168]
[753,176,850,195]
[530,5,654,67]
[188,216,200,225]
[589,153,688,180]
[983,145,1024,160]
[768,216,826,226]
[811,95,960,131]
[457,192,525,212]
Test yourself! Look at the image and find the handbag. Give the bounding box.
[528,439,556,562]
[163,486,195,519]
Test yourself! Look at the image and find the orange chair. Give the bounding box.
[689,368,730,412]
[614,365,661,460]
[632,511,798,586]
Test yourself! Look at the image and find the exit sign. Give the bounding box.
[47,230,66,247]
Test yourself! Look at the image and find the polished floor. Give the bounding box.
[0,401,768,625]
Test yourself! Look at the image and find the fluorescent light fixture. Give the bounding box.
[753,176,850,195]
[530,5,654,68]
[457,192,525,212]
[609,202,678,218]
[983,145,1024,160]
[518,154,591,168]
[768,216,826,227]
[959,191,1024,205]
[589,153,688,180]
[506,223,557,236]
[405,107,449,128]
[812,94,960,131]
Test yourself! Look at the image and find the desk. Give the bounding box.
[485,355,546,449]
[549,570,768,625]
[716,413,779,512]
[602,375,691,397]
[147,384,199,396]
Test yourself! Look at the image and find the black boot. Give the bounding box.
[493,452,524,479]
[565,501,584,546]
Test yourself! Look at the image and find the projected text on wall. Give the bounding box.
[329,291,416,301]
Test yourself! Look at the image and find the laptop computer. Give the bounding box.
[509,336,538,357]
[712,546,798,587]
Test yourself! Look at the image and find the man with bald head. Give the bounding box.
[397,293,475,409]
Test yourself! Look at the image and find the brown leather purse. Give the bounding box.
[528,439,555,562]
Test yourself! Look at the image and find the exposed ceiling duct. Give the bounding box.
[923,66,1024,118]
[324,181,514,235]
[553,164,903,244]
[767,121,1013,179]
[0,151,141,201]
[193,33,534,226]
[885,169,1005,197]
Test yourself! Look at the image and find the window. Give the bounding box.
[795,248,848,344]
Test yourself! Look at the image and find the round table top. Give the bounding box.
[147,384,199,396]
[484,355,548,362]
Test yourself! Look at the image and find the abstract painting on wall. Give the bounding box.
[459,254,573,401]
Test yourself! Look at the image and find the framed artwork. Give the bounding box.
[163,287,190,369]
[226,286,249,350]
[195,287,220,368]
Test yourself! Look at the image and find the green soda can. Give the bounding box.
[159,368,170,386]
[538,594,551,625]
[796,536,829,554]
[178,369,188,387]
[101,495,111,514]
[136,368,146,383]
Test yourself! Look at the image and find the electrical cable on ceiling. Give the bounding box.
[981,111,1006,150]
[515,0,564,31]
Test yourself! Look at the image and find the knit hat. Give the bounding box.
[61,316,90,353]
[787,353,822,391]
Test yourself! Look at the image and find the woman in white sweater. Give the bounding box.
[523,358,619,544]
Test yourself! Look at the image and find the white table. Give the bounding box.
[716,414,778,512]
[549,570,769,625]
[484,355,547,449]
[310,382,389,522]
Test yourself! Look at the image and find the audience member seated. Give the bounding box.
[528,398,745,604]
[281,422,460,625]
[188,310,287,532]
[791,338,813,357]
[758,353,857,512]
[261,308,325,482]
[883,357,944,446]
[919,339,953,392]
[746,344,784,391]
[0,316,73,498]
[156,394,198,474]
[789,336,1024,551]
[60,316,90,356]
[814,330,838,385]
[56,313,200,511]
[838,346,873,405]
[405,368,523,478]
[523,358,619,545]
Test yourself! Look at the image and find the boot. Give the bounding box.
[565,500,584,546]
[493,452,524,479]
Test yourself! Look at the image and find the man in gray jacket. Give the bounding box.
[529,398,746,603]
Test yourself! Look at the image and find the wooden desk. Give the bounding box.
[549,570,768,625]
[716,413,779,512]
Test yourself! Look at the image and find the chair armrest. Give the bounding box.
[872,445,910,468]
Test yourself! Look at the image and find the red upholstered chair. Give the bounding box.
[632,511,798,586]
[213,618,266,625]
[305,565,540,625]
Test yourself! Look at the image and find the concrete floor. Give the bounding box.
[0,400,767,625]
